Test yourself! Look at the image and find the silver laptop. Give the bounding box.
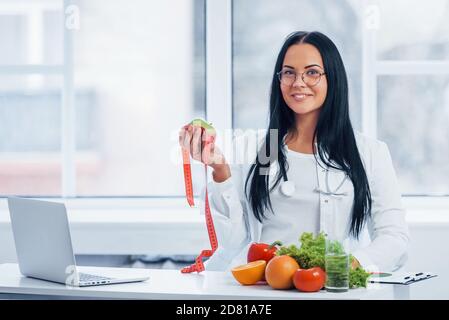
[7,197,150,287]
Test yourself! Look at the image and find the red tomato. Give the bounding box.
[247,241,283,263]
[293,267,326,292]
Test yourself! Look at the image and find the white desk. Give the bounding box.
[0,263,409,300]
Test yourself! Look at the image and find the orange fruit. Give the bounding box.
[265,255,300,289]
[231,260,267,285]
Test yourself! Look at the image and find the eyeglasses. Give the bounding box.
[277,68,326,87]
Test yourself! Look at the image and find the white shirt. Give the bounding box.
[203,131,410,272]
[260,148,320,246]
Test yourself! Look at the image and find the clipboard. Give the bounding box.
[368,272,438,285]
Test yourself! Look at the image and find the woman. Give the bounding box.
[179,31,409,272]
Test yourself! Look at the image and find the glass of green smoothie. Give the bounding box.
[325,237,349,292]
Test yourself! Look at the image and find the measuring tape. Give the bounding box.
[180,119,218,273]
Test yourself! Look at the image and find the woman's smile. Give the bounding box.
[291,92,313,102]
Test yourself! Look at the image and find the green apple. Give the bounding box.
[190,118,215,135]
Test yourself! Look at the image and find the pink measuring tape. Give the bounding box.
[180,119,218,273]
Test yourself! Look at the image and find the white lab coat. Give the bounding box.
[201,131,410,273]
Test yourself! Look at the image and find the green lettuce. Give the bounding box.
[276,232,370,288]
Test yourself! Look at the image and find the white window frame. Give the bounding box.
[0,0,447,210]
[61,0,76,197]
[362,0,449,199]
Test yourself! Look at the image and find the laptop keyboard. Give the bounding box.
[78,273,114,283]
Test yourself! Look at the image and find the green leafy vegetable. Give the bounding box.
[349,266,371,289]
[276,232,371,289]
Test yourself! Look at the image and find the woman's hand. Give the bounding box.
[179,123,231,182]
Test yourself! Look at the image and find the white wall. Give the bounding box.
[404,224,449,299]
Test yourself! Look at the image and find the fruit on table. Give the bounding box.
[293,267,326,292]
[276,232,370,288]
[231,260,267,285]
[265,255,300,290]
[247,241,283,264]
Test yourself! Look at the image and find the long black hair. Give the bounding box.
[244,31,372,239]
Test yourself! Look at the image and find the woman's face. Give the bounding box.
[280,43,327,116]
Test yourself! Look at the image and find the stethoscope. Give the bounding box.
[279,142,349,198]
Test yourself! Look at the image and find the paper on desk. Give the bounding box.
[368,272,437,285]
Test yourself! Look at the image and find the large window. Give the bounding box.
[375,0,449,195]
[1,0,448,198]
[378,75,449,194]
[0,0,63,195]
[376,0,449,60]
[0,0,206,196]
